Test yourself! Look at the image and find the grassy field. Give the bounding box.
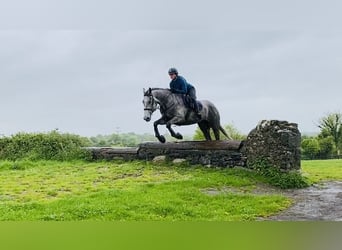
[301,159,342,182]
[0,159,340,221]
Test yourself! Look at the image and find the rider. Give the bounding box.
[168,67,200,117]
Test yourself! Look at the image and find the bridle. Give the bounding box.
[143,91,158,113]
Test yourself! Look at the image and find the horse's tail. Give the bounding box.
[219,125,232,140]
[219,125,245,150]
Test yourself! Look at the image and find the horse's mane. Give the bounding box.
[144,87,171,95]
[151,87,170,92]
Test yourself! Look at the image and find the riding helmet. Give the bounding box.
[168,67,178,75]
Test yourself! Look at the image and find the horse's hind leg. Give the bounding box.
[213,127,220,140]
[198,121,211,141]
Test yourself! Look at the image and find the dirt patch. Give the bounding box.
[264,181,342,221]
[201,181,342,221]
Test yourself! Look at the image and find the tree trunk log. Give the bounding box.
[139,140,242,151]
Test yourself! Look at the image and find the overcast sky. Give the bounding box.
[0,1,341,137]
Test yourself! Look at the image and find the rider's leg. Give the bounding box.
[188,87,200,117]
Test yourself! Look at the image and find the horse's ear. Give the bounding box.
[148,87,152,94]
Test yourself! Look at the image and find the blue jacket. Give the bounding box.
[170,75,192,94]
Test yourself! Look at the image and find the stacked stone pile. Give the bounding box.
[242,120,301,171]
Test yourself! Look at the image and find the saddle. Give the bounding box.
[183,95,202,111]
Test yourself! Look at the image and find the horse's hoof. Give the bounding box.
[158,135,166,143]
[175,133,183,140]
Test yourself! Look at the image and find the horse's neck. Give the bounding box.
[152,89,172,104]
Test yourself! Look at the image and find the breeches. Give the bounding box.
[188,87,197,100]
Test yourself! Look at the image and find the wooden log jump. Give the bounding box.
[86,140,245,167]
[86,147,138,161]
[138,140,242,151]
[138,140,244,167]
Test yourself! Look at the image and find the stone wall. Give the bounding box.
[241,120,301,171]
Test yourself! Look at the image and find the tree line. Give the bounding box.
[301,112,342,160]
[0,112,340,161]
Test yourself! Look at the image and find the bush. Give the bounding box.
[301,138,320,159]
[0,131,91,161]
[250,160,310,189]
[193,123,246,140]
[317,136,335,159]
[301,136,335,160]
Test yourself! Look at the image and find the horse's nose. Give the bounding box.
[144,117,151,122]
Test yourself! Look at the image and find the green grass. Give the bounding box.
[301,159,342,182]
[0,159,340,221]
[0,160,291,221]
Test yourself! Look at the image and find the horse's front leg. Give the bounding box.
[166,117,183,140]
[154,117,167,143]
[166,123,183,140]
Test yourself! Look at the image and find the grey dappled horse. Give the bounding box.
[143,87,231,143]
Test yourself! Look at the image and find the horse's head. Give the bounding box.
[142,88,158,122]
